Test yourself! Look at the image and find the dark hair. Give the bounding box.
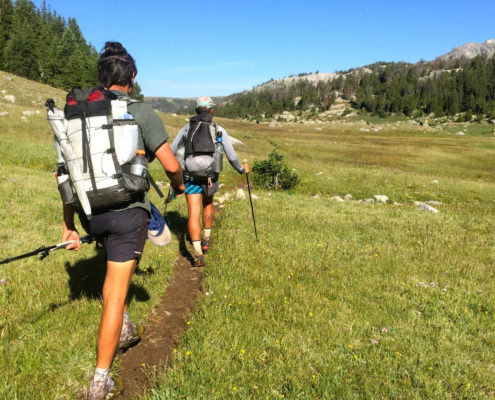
[98,41,137,88]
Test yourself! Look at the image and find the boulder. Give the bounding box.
[373,195,389,204]
[235,189,246,200]
[416,202,439,213]
[4,95,15,104]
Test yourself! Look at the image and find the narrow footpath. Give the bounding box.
[116,249,203,399]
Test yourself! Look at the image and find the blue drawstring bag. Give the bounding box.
[148,201,171,246]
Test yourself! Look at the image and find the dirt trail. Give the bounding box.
[115,250,202,399]
[114,206,213,399]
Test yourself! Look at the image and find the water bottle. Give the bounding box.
[55,162,74,205]
[213,131,223,173]
[130,149,148,177]
[56,163,68,184]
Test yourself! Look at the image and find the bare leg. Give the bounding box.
[202,194,214,229]
[96,259,137,369]
[186,193,202,242]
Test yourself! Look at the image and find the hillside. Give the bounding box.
[211,39,495,123]
[244,39,495,94]
[0,70,66,118]
[144,96,196,114]
[145,95,230,114]
[436,39,495,63]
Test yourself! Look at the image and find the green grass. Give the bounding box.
[149,194,495,399]
[1,72,495,399]
[151,114,495,399]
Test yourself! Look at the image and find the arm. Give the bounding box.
[62,204,80,250]
[155,142,185,195]
[170,124,188,155]
[130,102,185,194]
[220,128,246,174]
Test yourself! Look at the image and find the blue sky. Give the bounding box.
[33,0,495,98]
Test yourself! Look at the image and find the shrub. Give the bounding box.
[252,149,298,190]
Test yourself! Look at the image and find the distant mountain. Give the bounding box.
[435,39,495,63]
[144,97,196,114]
[247,39,495,93]
[145,96,228,114]
[147,39,495,121]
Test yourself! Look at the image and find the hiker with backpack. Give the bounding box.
[171,96,249,267]
[50,42,185,400]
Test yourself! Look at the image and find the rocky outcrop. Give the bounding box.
[436,39,495,62]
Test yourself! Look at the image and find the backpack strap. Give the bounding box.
[81,113,99,191]
[147,172,164,198]
[188,121,202,142]
[211,120,218,140]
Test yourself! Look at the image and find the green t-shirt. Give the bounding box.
[111,90,169,214]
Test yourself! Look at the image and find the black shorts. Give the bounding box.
[88,208,148,263]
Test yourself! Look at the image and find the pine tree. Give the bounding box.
[131,81,144,101]
[0,0,14,69]
[3,0,40,79]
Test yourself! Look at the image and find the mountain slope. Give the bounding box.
[436,39,495,63]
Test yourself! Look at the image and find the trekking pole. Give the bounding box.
[243,160,258,241]
[0,235,94,265]
[163,186,176,215]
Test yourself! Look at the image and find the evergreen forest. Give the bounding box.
[0,0,144,100]
[0,0,99,89]
[215,56,495,121]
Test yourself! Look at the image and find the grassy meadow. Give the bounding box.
[1,71,495,399]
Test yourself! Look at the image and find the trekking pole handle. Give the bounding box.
[51,235,94,251]
[242,159,250,174]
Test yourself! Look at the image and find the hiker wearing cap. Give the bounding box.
[60,42,185,400]
[171,96,249,267]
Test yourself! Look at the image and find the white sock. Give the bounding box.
[203,228,211,240]
[192,240,203,256]
[93,367,110,382]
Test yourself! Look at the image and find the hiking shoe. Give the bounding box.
[118,318,144,352]
[193,254,205,268]
[87,374,123,400]
[201,239,211,253]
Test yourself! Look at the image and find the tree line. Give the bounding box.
[215,55,495,121]
[215,79,337,119]
[0,0,99,89]
[0,0,144,99]
[354,56,495,120]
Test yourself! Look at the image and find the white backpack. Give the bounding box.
[46,86,149,219]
